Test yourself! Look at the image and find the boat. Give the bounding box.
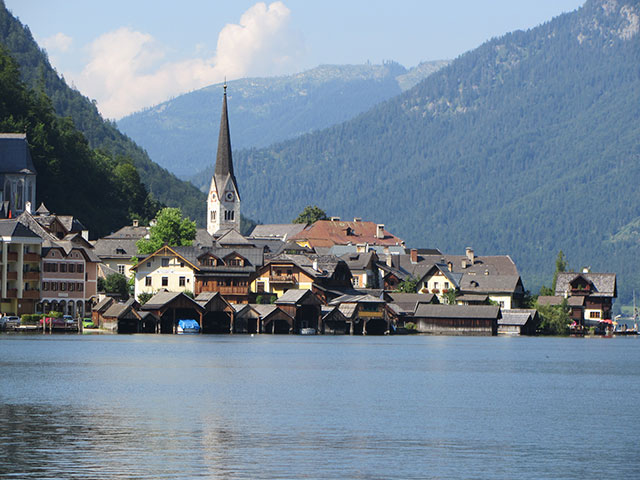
[300,327,316,335]
[177,319,200,334]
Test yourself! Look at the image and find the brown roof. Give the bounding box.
[290,220,403,248]
[414,304,500,320]
[537,295,585,307]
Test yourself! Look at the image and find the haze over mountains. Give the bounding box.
[117,60,449,180]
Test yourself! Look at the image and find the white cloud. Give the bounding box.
[70,1,303,119]
[41,32,73,53]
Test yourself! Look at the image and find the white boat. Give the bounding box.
[300,327,316,335]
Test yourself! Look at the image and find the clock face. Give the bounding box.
[225,191,235,202]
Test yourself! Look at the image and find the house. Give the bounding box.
[411,304,500,335]
[250,253,352,299]
[0,219,42,315]
[551,270,617,325]
[321,305,350,334]
[194,291,236,333]
[385,292,439,328]
[132,243,263,304]
[248,223,307,242]
[251,304,295,334]
[498,309,539,335]
[328,293,389,335]
[339,251,380,288]
[0,133,37,217]
[99,298,146,333]
[93,220,148,278]
[289,217,404,250]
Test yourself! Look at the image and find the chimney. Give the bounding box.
[447,261,453,272]
[353,217,361,222]
[582,267,590,273]
[25,201,32,214]
[410,249,418,263]
[386,254,393,268]
[133,219,139,227]
[376,224,385,239]
[330,216,340,222]
[484,269,489,275]
[461,258,468,269]
[313,259,319,271]
[465,247,474,265]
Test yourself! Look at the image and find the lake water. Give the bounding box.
[0,334,639,479]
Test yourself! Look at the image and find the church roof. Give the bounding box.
[0,133,36,175]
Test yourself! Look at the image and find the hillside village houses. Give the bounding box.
[0,87,617,335]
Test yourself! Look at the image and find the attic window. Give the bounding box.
[116,248,126,254]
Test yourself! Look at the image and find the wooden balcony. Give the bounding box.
[24,253,40,262]
[269,274,296,283]
[22,290,40,299]
[6,252,17,262]
[24,271,40,281]
[4,289,17,298]
[5,271,17,280]
[216,286,249,295]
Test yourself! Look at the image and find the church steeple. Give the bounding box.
[214,82,239,196]
[207,83,241,236]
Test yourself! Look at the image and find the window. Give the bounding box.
[434,282,439,288]
[69,283,74,292]
[145,276,152,287]
[353,277,359,286]
[445,282,450,289]
[77,264,83,273]
[499,301,505,308]
[69,264,75,273]
[162,258,169,267]
[256,282,265,293]
[179,276,186,287]
[42,282,49,291]
[60,282,66,291]
[60,263,67,273]
[52,282,58,291]
[228,258,242,266]
[77,283,83,292]
[180,262,184,268]
[118,264,125,275]
[147,262,151,268]
[52,263,58,272]
[590,311,601,319]
[211,211,216,221]
[162,277,168,287]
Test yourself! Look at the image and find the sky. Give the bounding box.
[5,0,585,120]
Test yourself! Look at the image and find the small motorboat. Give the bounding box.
[177,319,200,334]
[300,327,316,335]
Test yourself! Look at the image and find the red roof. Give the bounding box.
[290,220,403,248]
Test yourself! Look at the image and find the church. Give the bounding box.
[207,83,241,236]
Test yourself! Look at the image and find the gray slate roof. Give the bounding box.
[414,304,500,319]
[249,223,307,240]
[499,309,538,326]
[537,295,585,307]
[459,274,522,294]
[104,225,149,240]
[386,293,437,313]
[103,298,137,319]
[141,291,204,311]
[93,237,139,258]
[0,218,41,239]
[0,134,36,174]
[554,272,617,298]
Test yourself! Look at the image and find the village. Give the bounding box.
[0,88,621,337]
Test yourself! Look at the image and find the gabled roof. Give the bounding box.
[251,304,293,321]
[260,253,344,280]
[93,237,139,258]
[554,272,617,298]
[103,298,139,319]
[414,304,500,320]
[339,251,378,270]
[386,293,437,313]
[249,223,307,240]
[195,291,233,312]
[0,218,41,240]
[0,133,36,175]
[132,245,200,271]
[499,309,539,326]
[537,295,586,307]
[216,228,254,247]
[329,294,385,305]
[459,274,522,294]
[141,291,205,312]
[104,224,149,240]
[93,296,115,313]
[419,263,463,289]
[275,289,320,305]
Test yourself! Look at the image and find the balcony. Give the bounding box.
[5,271,17,280]
[4,289,17,298]
[269,274,296,284]
[216,286,249,295]
[24,271,40,281]
[22,290,40,299]
[6,252,17,262]
[24,253,40,262]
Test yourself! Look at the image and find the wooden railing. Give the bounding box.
[24,271,40,281]
[24,253,40,262]
[22,290,40,299]
[5,271,17,280]
[269,275,296,283]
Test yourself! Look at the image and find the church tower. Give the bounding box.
[207,84,241,235]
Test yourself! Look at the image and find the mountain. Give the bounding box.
[229,0,640,304]
[117,61,449,180]
[0,0,206,227]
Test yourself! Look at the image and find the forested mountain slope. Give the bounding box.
[0,0,206,226]
[118,61,448,180]
[232,0,640,302]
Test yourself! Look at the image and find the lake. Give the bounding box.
[0,334,639,479]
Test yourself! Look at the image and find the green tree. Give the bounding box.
[395,276,419,293]
[136,207,196,254]
[104,273,129,298]
[444,288,457,305]
[137,292,153,305]
[551,250,569,293]
[536,298,571,335]
[293,205,328,225]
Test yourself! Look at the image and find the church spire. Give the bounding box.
[215,82,237,190]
